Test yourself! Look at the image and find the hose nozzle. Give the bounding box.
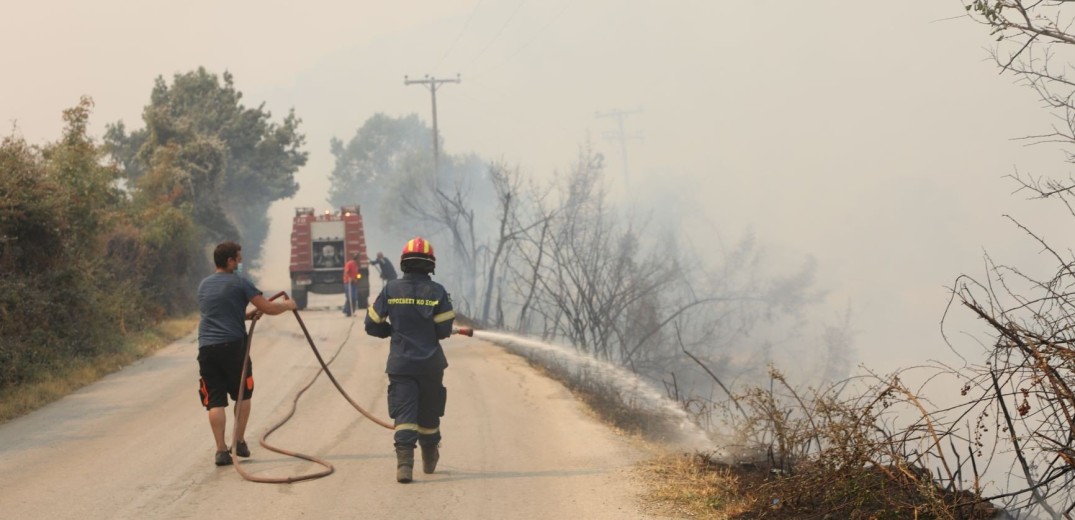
[453,327,474,337]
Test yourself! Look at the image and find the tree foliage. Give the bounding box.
[0,98,167,389]
[328,113,432,214]
[328,112,491,304]
[105,68,307,268]
[0,76,297,393]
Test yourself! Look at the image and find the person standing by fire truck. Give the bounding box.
[370,251,398,283]
[342,253,360,316]
[364,237,455,483]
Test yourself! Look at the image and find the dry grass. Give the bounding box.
[638,453,1008,520]
[566,362,997,518]
[637,451,754,519]
[0,314,198,424]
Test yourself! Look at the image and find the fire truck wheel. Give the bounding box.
[292,287,308,310]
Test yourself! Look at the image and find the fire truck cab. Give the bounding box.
[289,205,369,310]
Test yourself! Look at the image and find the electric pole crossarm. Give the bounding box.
[596,107,643,185]
[403,75,461,86]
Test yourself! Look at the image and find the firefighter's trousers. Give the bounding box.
[387,372,446,449]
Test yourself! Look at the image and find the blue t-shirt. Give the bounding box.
[197,273,262,347]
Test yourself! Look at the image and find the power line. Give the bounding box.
[461,0,527,75]
[470,1,571,81]
[433,0,485,74]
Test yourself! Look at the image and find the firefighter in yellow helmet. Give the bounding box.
[364,237,455,483]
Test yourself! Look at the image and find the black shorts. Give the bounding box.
[197,339,254,410]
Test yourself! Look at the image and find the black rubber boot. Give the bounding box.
[396,447,414,483]
[420,444,439,474]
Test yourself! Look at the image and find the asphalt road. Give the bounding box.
[0,295,659,519]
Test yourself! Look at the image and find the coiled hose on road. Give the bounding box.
[227,291,393,484]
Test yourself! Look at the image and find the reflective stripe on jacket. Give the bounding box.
[365,272,455,374]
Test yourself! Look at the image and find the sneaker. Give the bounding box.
[235,440,251,458]
[215,450,233,466]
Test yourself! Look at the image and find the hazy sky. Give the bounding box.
[4,1,1069,374]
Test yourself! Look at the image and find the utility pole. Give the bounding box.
[596,107,643,185]
[404,74,461,181]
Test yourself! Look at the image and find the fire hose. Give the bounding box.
[225,291,473,483]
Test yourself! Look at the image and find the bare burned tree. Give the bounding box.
[429,183,478,307]
[965,1,1075,152]
[942,207,1075,517]
[946,5,1075,514]
[478,162,554,325]
[504,145,676,362]
[507,189,554,335]
[387,153,482,312]
[494,144,824,391]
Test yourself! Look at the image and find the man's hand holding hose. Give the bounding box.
[246,293,298,321]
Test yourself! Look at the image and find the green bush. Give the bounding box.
[0,98,201,391]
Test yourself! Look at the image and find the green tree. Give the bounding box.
[105,68,307,268]
[328,113,432,223]
[328,113,492,302]
[114,142,203,316]
[0,98,149,388]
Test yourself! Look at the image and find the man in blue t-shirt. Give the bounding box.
[197,241,297,467]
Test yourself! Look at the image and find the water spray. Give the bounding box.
[473,330,712,451]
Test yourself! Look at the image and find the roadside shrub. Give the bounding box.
[0,99,200,391]
[681,367,1007,520]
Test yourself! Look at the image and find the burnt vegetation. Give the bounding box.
[332,4,1075,518]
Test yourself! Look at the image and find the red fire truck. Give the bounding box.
[289,205,369,310]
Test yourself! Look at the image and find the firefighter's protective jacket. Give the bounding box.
[365,272,455,374]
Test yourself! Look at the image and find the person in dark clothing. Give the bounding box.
[197,241,297,466]
[370,251,398,282]
[365,237,455,483]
